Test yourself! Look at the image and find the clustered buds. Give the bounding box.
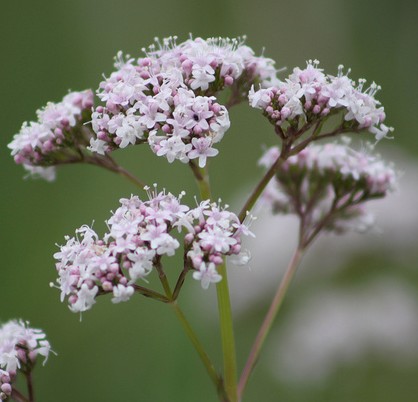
[259,140,397,237]
[0,320,51,400]
[89,36,278,166]
[8,90,94,180]
[52,187,252,313]
[249,60,393,141]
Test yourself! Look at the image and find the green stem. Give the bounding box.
[189,161,211,199]
[155,260,173,299]
[237,246,304,399]
[132,284,170,303]
[83,154,147,190]
[190,162,238,402]
[216,261,238,402]
[238,153,287,223]
[156,259,226,399]
[171,302,229,401]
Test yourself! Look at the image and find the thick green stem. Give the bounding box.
[189,161,211,199]
[216,262,238,402]
[237,247,304,399]
[190,162,238,402]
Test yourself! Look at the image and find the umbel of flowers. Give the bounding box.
[0,321,51,401]
[259,139,397,246]
[89,36,278,165]
[249,60,393,147]
[52,187,253,313]
[8,90,94,181]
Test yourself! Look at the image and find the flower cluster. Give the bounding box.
[184,200,254,289]
[52,188,252,312]
[8,90,94,181]
[89,36,278,166]
[249,60,392,141]
[259,140,397,235]
[0,320,51,400]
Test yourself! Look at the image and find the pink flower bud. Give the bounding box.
[193,126,203,135]
[312,105,321,114]
[224,76,234,86]
[0,384,11,396]
[184,233,194,244]
[102,281,113,292]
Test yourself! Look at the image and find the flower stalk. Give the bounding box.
[238,246,305,399]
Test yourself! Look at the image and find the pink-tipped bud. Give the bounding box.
[230,244,241,254]
[139,71,150,79]
[193,125,203,135]
[0,374,10,384]
[162,124,171,133]
[97,131,108,141]
[192,256,203,268]
[278,94,287,105]
[210,255,223,265]
[0,384,11,396]
[280,107,291,119]
[181,59,193,75]
[29,351,37,363]
[14,155,25,164]
[212,103,221,114]
[184,233,194,244]
[312,105,321,114]
[224,76,234,86]
[102,281,113,292]
[16,349,27,363]
[141,57,152,67]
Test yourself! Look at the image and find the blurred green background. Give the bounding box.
[1,1,418,401]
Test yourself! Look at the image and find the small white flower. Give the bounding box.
[193,262,222,289]
[112,285,135,303]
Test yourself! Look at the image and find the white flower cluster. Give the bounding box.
[53,188,252,312]
[259,140,397,234]
[249,60,393,141]
[89,36,278,166]
[0,320,51,400]
[8,90,94,181]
